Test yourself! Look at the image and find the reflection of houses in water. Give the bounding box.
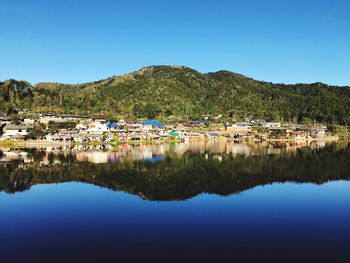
[267,148,282,155]
[168,143,191,156]
[212,155,223,162]
[39,150,66,165]
[266,140,328,155]
[224,142,255,156]
[126,145,153,161]
[312,141,326,148]
[206,141,227,154]
[187,141,207,154]
[284,142,307,154]
[148,144,166,156]
[0,141,336,166]
[76,152,109,164]
[75,145,166,164]
[0,150,33,163]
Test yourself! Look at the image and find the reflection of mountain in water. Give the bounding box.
[0,142,349,201]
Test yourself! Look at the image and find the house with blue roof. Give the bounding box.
[143,120,166,127]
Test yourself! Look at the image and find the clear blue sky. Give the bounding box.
[0,0,349,85]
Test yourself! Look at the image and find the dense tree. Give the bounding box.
[1,66,350,124]
[27,123,46,139]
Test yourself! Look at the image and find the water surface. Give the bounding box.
[1,141,350,262]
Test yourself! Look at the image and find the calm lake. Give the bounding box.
[1,141,350,262]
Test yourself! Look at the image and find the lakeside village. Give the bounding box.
[0,112,346,146]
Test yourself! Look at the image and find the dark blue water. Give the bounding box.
[1,142,350,262]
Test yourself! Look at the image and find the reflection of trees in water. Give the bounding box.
[0,143,349,201]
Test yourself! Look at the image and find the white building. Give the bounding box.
[0,116,11,125]
[312,126,327,137]
[261,122,281,128]
[76,122,88,132]
[23,118,35,125]
[1,124,29,139]
[86,117,108,134]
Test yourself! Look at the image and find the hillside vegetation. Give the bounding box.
[1,66,350,124]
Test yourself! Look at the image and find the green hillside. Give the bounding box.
[1,65,350,124]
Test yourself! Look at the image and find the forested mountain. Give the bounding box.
[1,66,350,124]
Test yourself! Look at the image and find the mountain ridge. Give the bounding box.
[32,65,347,87]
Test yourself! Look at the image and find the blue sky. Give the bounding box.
[0,0,349,85]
